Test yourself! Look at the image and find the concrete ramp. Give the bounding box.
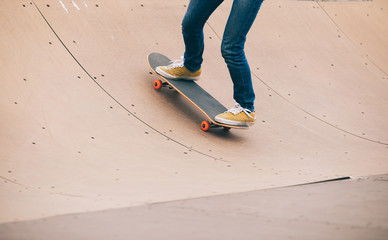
[0,0,387,235]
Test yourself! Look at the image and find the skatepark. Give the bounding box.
[0,0,387,239]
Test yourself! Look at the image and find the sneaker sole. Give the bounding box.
[214,116,255,126]
[156,67,200,81]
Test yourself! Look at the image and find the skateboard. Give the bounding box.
[147,52,249,131]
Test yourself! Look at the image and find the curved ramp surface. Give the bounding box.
[0,0,387,227]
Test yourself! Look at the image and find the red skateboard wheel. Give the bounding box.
[201,121,211,131]
[153,79,163,90]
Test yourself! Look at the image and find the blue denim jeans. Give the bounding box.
[182,0,264,111]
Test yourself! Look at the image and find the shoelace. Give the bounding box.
[166,56,184,70]
[227,103,255,119]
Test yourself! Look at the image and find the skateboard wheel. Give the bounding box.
[201,121,211,132]
[153,79,163,90]
[223,127,231,131]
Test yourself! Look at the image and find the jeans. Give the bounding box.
[182,0,264,111]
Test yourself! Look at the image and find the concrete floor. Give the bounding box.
[1,175,387,239]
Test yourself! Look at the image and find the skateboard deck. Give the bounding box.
[147,52,249,131]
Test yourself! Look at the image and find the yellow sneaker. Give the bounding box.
[156,57,201,80]
[215,103,256,126]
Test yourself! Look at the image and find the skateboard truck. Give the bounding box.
[201,121,231,132]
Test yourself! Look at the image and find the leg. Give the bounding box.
[182,0,224,72]
[221,0,264,111]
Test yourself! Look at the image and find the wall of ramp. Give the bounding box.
[0,0,387,223]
